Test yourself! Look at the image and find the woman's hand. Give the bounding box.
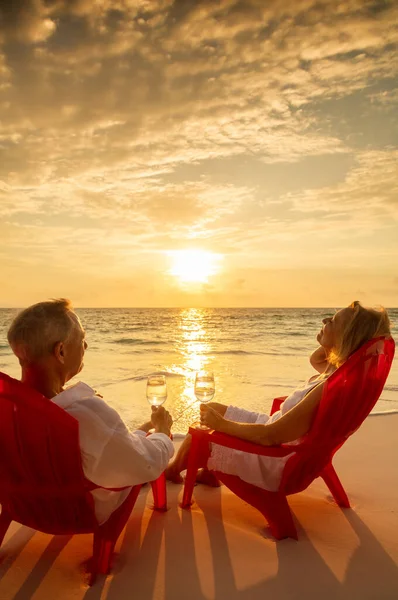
[200,404,225,430]
[206,401,228,416]
[310,345,330,374]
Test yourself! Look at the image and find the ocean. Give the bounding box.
[1,308,397,434]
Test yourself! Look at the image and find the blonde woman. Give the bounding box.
[166,301,391,489]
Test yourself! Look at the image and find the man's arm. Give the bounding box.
[137,421,152,433]
[64,396,174,489]
[98,428,174,487]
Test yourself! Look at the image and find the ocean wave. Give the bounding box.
[98,370,184,387]
[113,338,165,346]
[370,409,398,416]
[283,343,312,350]
[210,349,293,356]
[384,384,398,392]
[111,347,166,355]
[260,382,296,389]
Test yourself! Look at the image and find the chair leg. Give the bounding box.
[151,473,167,511]
[90,534,115,586]
[321,463,350,508]
[262,492,298,541]
[216,472,298,540]
[0,509,12,547]
[89,485,142,586]
[181,431,209,509]
[97,539,115,575]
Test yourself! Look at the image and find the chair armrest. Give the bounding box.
[270,396,287,415]
[188,426,298,457]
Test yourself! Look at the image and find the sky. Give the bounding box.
[0,0,397,308]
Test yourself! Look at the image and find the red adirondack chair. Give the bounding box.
[0,373,168,585]
[182,336,395,540]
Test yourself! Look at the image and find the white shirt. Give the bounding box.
[52,382,174,524]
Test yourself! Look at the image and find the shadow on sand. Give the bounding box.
[2,485,398,600]
[104,486,398,600]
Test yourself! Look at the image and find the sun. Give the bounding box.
[169,250,222,284]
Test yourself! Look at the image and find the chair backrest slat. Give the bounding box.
[0,373,98,534]
[280,337,395,495]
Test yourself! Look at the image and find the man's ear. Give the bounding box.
[54,341,65,364]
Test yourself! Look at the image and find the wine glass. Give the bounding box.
[195,370,215,429]
[146,374,167,408]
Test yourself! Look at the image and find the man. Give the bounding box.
[7,298,174,524]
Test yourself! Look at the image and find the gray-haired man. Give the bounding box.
[7,299,174,524]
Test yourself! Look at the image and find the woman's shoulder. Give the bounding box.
[307,366,336,386]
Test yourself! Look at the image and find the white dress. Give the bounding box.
[207,377,322,491]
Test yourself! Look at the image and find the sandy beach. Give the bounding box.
[1,412,397,600]
[1,0,398,596]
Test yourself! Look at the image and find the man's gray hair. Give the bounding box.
[7,298,77,364]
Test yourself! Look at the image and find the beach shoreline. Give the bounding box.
[1,308,397,434]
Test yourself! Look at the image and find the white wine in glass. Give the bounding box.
[146,374,167,407]
[195,370,215,429]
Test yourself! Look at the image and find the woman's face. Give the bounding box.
[317,307,353,350]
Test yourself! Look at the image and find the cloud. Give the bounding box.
[285,149,398,218]
[0,0,57,44]
[0,0,397,305]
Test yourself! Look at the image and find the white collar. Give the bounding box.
[52,381,96,409]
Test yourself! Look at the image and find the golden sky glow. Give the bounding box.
[0,1,397,307]
[169,250,222,285]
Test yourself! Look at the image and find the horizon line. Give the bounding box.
[1,306,397,310]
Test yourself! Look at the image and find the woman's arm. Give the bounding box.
[310,345,329,374]
[200,382,324,446]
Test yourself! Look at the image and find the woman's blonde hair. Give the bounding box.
[329,301,391,367]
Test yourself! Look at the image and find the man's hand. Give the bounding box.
[137,421,153,433]
[200,404,225,431]
[151,406,173,436]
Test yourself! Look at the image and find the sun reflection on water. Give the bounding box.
[171,308,214,425]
